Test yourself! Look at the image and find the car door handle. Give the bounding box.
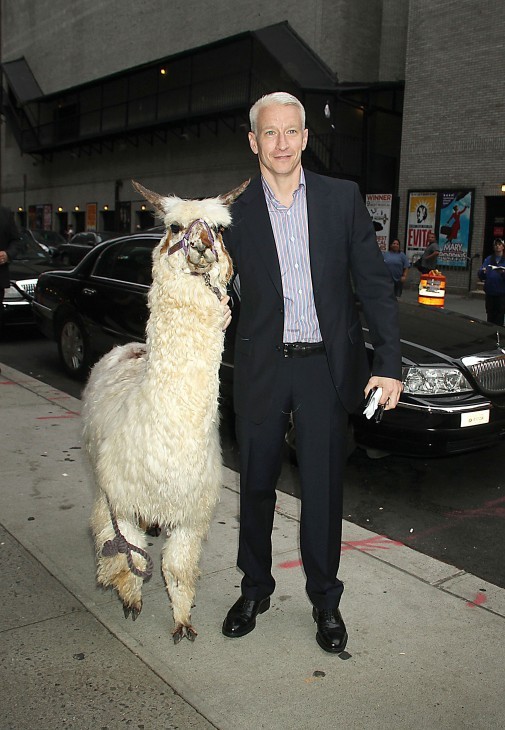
[82,287,96,295]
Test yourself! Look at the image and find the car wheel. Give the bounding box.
[58,316,91,380]
[285,418,356,463]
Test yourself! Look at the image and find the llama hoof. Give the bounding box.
[172,623,198,643]
[123,602,142,621]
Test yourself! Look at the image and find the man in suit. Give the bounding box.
[0,205,20,332]
[221,92,403,653]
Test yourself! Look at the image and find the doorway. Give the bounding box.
[483,196,505,259]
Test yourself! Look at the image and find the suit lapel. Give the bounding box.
[305,170,333,293]
[238,176,283,298]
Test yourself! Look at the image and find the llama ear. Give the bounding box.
[132,180,167,216]
[219,179,250,206]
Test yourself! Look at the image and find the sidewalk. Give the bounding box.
[401,285,487,320]
[1,363,504,729]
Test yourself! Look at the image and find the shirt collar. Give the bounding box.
[262,168,306,209]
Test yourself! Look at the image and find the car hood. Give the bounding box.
[362,301,504,366]
[9,258,55,279]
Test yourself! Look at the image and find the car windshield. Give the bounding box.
[14,235,51,262]
[31,229,66,246]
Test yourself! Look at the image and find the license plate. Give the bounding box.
[460,410,490,428]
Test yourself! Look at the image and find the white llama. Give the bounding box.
[82,178,248,642]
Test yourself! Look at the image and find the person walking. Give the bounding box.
[383,238,410,297]
[417,230,439,274]
[221,92,403,653]
[0,205,21,334]
[478,238,505,326]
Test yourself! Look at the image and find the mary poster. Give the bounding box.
[437,190,473,267]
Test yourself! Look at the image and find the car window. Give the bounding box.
[92,239,155,285]
[70,233,95,245]
[14,234,51,261]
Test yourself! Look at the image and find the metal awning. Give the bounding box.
[1,57,43,103]
[253,23,338,91]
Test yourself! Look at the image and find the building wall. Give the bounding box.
[398,0,505,290]
[0,0,408,227]
[2,0,404,93]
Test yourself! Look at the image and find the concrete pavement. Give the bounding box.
[1,291,504,729]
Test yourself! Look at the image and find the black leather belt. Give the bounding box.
[283,342,325,358]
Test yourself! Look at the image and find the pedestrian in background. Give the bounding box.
[478,238,505,326]
[417,230,439,274]
[221,91,403,654]
[383,238,410,297]
[0,205,21,334]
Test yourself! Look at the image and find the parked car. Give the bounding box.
[52,231,121,266]
[32,230,505,457]
[3,236,57,326]
[20,228,66,258]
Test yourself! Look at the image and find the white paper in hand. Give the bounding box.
[363,387,382,419]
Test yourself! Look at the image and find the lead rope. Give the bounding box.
[102,496,154,580]
[202,271,223,301]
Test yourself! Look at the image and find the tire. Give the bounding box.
[57,315,91,380]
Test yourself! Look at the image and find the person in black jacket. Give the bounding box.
[221,92,403,653]
[0,205,21,330]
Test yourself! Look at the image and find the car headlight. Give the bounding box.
[3,278,37,301]
[402,366,472,394]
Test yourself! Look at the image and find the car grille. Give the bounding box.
[17,281,36,297]
[464,354,505,395]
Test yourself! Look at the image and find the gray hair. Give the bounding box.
[249,92,306,134]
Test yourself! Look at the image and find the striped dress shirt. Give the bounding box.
[262,170,322,343]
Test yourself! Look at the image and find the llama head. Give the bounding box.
[132,179,249,287]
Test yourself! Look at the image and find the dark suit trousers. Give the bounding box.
[235,350,349,609]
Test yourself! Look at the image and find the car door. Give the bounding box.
[82,237,157,353]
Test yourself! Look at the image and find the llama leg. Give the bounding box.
[161,525,204,642]
[91,492,148,620]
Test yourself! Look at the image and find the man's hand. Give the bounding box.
[364,376,403,410]
[221,294,232,331]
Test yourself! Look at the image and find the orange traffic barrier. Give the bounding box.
[418,270,446,307]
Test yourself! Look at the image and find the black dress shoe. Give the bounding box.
[312,607,348,653]
[222,595,270,638]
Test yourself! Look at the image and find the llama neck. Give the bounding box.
[141,277,224,409]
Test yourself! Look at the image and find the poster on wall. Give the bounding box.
[437,190,473,267]
[86,203,97,231]
[43,204,52,230]
[405,192,438,263]
[365,193,392,251]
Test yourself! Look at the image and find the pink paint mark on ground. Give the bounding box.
[36,412,80,420]
[278,558,303,569]
[277,535,403,568]
[466,592,487,608]
[446,496,505,520]
[341,535,403,553]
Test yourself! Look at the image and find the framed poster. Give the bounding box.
[86,203,97,232]
[366,193,392,251]
[405,189,474,268]
[437,190,473,267]
[405,192,437,264]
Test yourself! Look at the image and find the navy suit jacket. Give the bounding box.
[224,170,401,424]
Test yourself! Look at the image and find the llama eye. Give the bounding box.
[170,223,180,234]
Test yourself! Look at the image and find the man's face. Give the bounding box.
[248,104,308,179]
[494,242,504,256]
[427,232,436,244]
